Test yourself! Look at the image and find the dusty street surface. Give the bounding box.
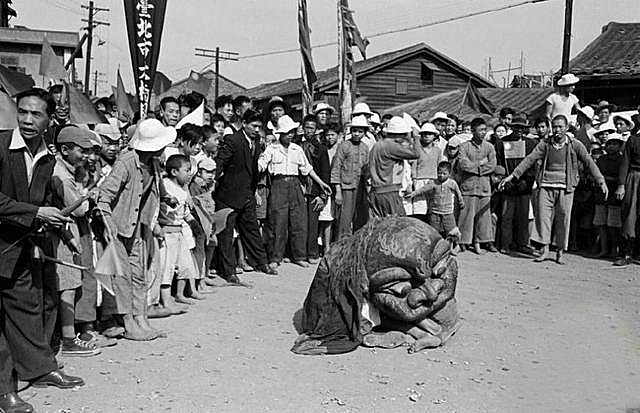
[23,252,640,413]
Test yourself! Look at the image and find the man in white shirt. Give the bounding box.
[258,116,330,268]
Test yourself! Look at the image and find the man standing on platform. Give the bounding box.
[214,110,278,283]
[0,88,85,413]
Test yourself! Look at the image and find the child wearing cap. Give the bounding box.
[51,125,101,357]
[593,133,625,258]
[159,154,201,307]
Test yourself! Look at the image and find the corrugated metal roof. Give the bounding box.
[385,87,553,123]
[247,43,493,100]
[0,27,79,49]
[570,22,640,78]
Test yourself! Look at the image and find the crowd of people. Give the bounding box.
[0,70,639,412]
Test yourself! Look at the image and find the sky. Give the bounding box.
[20,0,640,97]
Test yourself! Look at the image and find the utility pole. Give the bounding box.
[81,1,109,94]
[194,47,238,101]
[561,0,573,75]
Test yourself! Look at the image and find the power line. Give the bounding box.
[238,0,554,60]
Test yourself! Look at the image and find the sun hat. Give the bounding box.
[613,113,634,128]
[89,131,102,148]
[197,157,216,171]
[131,118,177,152]
[429,111,450,123]
[577,106,595,121]
[557,73,579,86]
[266,96,287,116]
[57,125,95,149]
[352,102,373,116]
[350,115,370,130]
[605,133,627,144]
[594,123,616,135]
[384,116,411,134]
[313,102,335,115]
[275,115,300,135]
[370,112,381,125]
[419,122,438,134]
[94,122,120,141]
[595,100,616,114]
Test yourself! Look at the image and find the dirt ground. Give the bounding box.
[21,251,640,413]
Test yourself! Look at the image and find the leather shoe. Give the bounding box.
[256,264,278,276]
[0,392,33,413]
[31,370,85,389]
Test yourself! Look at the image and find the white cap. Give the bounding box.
[419,122,438,134]
[275,115,300,134]
[352,102,373,116]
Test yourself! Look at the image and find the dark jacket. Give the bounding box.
[214,130,263,209]
[0,130,56,278]
[303,138,330,199]
[493,133,538,195]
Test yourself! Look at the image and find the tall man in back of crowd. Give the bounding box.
[0,88,85,413]
[214,110,278,283]
[501,115,606,264]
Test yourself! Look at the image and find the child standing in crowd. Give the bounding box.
[409,122,444,220]
[51,126,102,356]
[406,161,464,245]
[189,157,218,285]
[593,133,626,258]
[319,123,341,248]
[331,116,370,238]
[159,155,201,306]
[546,73,580,122]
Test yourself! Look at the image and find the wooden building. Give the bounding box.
[569,22,640,109]
[247,43,494,119]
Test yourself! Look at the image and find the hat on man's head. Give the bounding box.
[197,157,216,171]
[57,125,95,149]
[384,116,411,135]
[419,122,438,134]
[370,112,381,125]
[605,133,627,144]
[275,115,300,135]
[94,122,120,142]
[352,102,373,116]
[557,73,579,86]
[577,106,595,121]
[349,115,370,130]
[130,119,177,152]
[594,122,616,135]
[430,111,450,123]
[613,113,634,128]
[266,96,287,115]
[89,131,102,148]
[313,102,335,115]
[511,115,530,128]
[595,100,616,114]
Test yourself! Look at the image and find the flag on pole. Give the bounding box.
[298,0,316,116]
[458,81,496,117]
[337,0,368,126]
[116,68,134,122]
[124,0,168,118]
[39,36,67,83]
[176,100,204,129]
[66,80,108,124]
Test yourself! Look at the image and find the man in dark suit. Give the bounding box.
[214,109,277,283]
[0,88,84,413]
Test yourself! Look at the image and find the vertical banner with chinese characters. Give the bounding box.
[124,0,167,118]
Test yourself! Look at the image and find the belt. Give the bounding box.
[271,175,299,180]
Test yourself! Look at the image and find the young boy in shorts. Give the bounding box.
[51,125,101,356]
[159,154,201,307]
[406,161,464,245]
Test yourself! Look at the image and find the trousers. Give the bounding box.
[306,196,320,259]
[119,235,146,317]
[532,187,574,249]
[0,249,57,394]
[501,193,531,248]
[458,195,493,244]
[265,177,306,262]
[338,189,357,238]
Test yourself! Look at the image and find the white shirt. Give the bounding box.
[546,92,579,121]
[258,142,313,176]
[9,128,50,185]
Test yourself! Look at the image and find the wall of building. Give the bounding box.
[0,42,72,88]
[576,78,640,110]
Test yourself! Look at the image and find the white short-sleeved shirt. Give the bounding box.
[258,142,313,176]
[546,92,579,120]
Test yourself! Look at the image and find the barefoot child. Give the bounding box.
[51,126,101,356]
[159,154,202,306]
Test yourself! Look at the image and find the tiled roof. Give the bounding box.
[385,87,553,123]
[247,43,493,99]
[570,22,640,78]
[0,27,79,49]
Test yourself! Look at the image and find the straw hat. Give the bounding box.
[419,122,438,134]
[594,123,616,135]
[352,102,373,116]
[94,122,120,141]
[613,113,634,128]
[384,116,411,134]
[370,112,381,125]
[557,73,579,86]
[430,111,450,123]
[595,100,616,114]
[350,115,370,129]
[130,119,177,152]
[605,133,628,143]
[577,106,595,121]
[313,102,335,115]
[275,115,300,134]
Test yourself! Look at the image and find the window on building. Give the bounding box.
[395,78,408,95]
[421,62,439,86]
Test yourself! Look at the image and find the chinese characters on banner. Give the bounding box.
[124,0,167,118]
